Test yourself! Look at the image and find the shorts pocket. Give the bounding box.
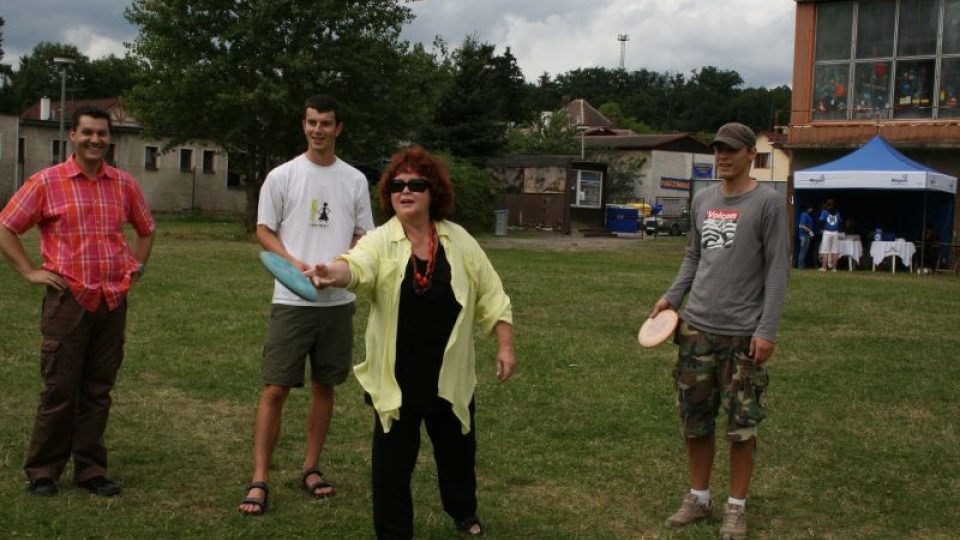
[733,364,769,427]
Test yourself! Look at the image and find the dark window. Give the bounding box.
[944,0,960,54]
[106,144,116,166]
[18,137,25,164]
[227,171,244,189]
[856,0,896,59]
[145,146,159,170]
[813,64,851,120]
[897,0,939,56]
[179,148,193,172]
[202,150,215,174]
[939,57,960,116]
[894,59,936,118]
[754,153,771,169]
[853,61,892,119]
[815,2,853,61]
[51,140,61,163]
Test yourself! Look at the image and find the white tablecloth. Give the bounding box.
[837,238,863,270]
[870,240,916,272]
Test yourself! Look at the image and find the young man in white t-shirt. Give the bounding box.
[239,95,374,515]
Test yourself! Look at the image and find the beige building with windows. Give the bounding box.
[8,97,244,216]
[750,129,791,182]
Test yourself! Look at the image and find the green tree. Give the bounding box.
[504,110,578,155]
[7,42,86,113]
[419,36,530,161]
[125,0,431,229]
[674,66,744,132]
[440,151,501,234]
[84,55,143,101]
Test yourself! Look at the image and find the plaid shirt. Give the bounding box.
[0,156,155,312]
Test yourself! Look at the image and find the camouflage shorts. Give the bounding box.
[672,321,769,441]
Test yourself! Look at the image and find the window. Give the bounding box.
[144,145,158,170]
[227,171,245,189]
[894,59,936,118]
[853,61,892,119]
[573,169,602,208]
[51,140,62,163]
[812,0,960,120]
[813,64,850,120]
[19,137,25,164]
[815,2,853,61]
[856,0,895,59]
[106,144,116,166]
[944,0,960,54]
[939,58,960,117]
[202,150,216,174]
[754,153,771,169]
[179,148,193,172]
[897,0,939,56]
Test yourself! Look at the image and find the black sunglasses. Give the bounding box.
[389,178,430,193]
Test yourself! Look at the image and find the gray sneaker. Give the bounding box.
[664,493,712,528]
[720,503,747,539]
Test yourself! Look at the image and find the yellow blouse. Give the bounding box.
[340,217,512,434]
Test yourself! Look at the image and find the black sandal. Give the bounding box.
[301,468,336,499]
[455,515,484,537]
[238,481,269,515]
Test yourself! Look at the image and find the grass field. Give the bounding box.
[1,218,959,539]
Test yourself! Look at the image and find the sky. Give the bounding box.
[1,0,796,88]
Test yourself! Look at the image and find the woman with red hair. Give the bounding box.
[310,146,515,539]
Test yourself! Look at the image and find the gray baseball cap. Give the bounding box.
[710,122,756,150]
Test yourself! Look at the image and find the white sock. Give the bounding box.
[690,488,710,505]
[727,496,746,507]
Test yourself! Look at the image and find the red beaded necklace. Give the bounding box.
[410,225,437,295]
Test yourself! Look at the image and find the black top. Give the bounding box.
[394,243,462,413]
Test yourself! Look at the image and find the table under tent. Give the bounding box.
[793,135,957,271]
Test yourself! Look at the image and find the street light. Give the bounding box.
[52,56,76,163]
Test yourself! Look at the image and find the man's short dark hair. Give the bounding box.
[71,105,112,132]
[303,94,342,124]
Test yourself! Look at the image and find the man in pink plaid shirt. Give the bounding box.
[0,105,155,498]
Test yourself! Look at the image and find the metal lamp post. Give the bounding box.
[52,56,76,163]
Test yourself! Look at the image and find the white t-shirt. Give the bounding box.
[257,154,374,306]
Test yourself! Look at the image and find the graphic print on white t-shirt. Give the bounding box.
[311,200,332,228]
[702,209,740,250]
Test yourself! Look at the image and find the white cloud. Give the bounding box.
[63,26,129,60]
[403,0,795,87]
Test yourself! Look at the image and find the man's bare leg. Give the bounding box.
[239,384,289,514]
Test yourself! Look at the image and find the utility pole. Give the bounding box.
[52,56,76,163]
[617,34,630,70]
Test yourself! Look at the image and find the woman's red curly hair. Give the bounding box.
[378,146,455,220]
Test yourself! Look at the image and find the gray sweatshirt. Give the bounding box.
[664,182,789,342]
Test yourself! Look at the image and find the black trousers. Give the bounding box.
[372,401,476,540]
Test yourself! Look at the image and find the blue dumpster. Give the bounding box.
[605,204,639,233]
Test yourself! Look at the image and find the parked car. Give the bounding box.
[645,209,690,236]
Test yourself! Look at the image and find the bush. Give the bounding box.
[442,152,501,235]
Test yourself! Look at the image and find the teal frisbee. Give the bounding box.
[259,251,319,302]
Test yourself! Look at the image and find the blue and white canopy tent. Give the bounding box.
[794,135,957,267]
